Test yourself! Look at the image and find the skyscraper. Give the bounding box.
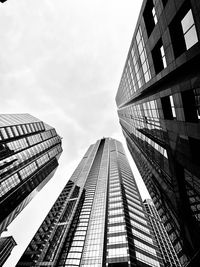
[116,0,200,265]
[0,114,62,235]
[0,236,16,266]
[143,199,181,267]
[17,138,164,267]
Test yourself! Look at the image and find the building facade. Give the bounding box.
[0,114,62,235]
[17,138,164,267]
[0,236,16,266]
[116,0,200,265]
[144,199,181,267]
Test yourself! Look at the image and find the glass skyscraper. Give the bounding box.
[116,0,200,265]
[0,114,62,235]
[143,199,181,267]
[17,138,164,267]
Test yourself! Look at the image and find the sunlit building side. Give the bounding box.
[17,138,164,267]
[116,0,200,266]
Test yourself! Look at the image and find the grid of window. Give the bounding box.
[185,169,200,221]
[108,216,124,224]
[107,247,128,258]
[37,153,50,167]
[136,251,160,267]
[0,122,44,140]
[48,145,62,159]
[7,138,28,152]
[108,235,126,244]
[181,9,198,50]
[136,27,151,83]
[129,205,146,218]
[0,173,20,197]
[27,134,42,146]
[118,98,164,143]
[0,114,42,127]
[108,225,125,233]
[80,140,108,267]
[130,219,150,233]
[116,27,152,107]
[134,239,157,256]
[19,162,38,180]
[0,136,61,177]
[106,145,130,264]
[120,119,168,159]
[131,46,144,89]
[132,229,154,244]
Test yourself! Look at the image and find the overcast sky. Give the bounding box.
[0,0,150,266]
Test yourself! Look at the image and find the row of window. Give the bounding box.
[0,173,20,197]
[0,122,44,140]
[0,136,61,176]
[116,3,199,107]
[136,251,160,267]
[0,145,61,199]
[5,129,57,155]
[134,239,157,256]
[0,114,41,127]
[120,119,168,160]
[132,229,154,245]
[107,247,128,259]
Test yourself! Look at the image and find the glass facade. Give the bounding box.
[0,114,62,235]
[181,9,198,50]
[116,0,200,265]
[144,199,181,267]
[0,236,16,266]
[17,138,163,267]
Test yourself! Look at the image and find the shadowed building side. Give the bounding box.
[116,0,200,266]
[0,236,16,266]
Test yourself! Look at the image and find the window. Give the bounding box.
[109,216,124,224]
[181,9,198,50]
[189,137,200,163]
[136,27,151,83]
[132,229,154,244]
[169,95,176,118]
[194,88,200,119]
[182,89,200,122]
[136,251,160,267]
[108,225,125,233]
[152,40,167,74]
[143,0,157,37]
[108,208,123,216]
[170,3,198,58]
[107,247,128,258]
[134,240,157,256]
[152,7,157,24]
[160,46,167,68]
[108,235,126,244]
[161,95,176,119]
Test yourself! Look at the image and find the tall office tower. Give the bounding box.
[116,0,200,265]
[0,114,62,235]
[17,138,164,267]
[0,236,16,266]
[143,199,181,267]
